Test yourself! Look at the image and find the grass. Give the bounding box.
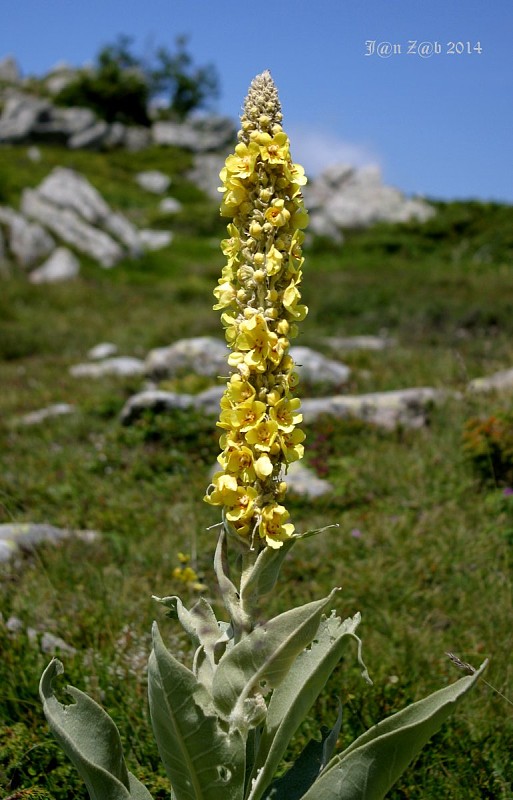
[1,141,513,798]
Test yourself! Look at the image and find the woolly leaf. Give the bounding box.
[39,659,153,800]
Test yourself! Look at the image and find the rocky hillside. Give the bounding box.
[0,53,436,278]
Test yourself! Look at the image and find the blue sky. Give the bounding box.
[1,0,512,202]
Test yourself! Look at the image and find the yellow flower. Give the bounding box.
[259,503,295,548]
[245,419,279,452]
[236,314,274,371]
[225,141,260,178]
[225,486,258,523]
[213,281,237,310]
[230,399,267,431]
[255,131,290,164]
[270,397,302,432]
[265,245,283,276]
[283,280,308,320]
[219,444,257,484]
[280,428,306,463]
[285,162,307,186]
[254,454,273,480]
[265,199,291,227]
[205,472,239,506]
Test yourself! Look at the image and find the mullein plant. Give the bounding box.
[40,71,485,800]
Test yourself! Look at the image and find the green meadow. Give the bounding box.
[1,143,513,798]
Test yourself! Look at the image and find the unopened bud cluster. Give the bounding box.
[205,71,308,550]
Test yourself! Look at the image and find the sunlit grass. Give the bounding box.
[1,142,513,798]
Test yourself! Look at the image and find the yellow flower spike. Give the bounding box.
[206,70,309,548]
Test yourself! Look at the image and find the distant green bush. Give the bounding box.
[55,37,150,126]
[462,411,513,485]
[55,34,220,125]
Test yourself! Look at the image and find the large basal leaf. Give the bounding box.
[212,589,339,728]
[39,659,153,800]
[247,613,366,800]
[148,622,245,800]
[299,661,487,800]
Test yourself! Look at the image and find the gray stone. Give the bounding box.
[468,368,513,394]
[0,93,52,142]
[19,403,75,425]
[40,632,76,655]
[139,229,173,251]
[36,168,110,223]
[187,153,227,200]
[31,106,97,139]
[87,342,118,360]
[103,121,126,148]
[22,188,124,267]
[285,461,333,499]
[194,385,224,415]
[0,56,21,83]
[152,115,236,152]
[290,346,350,386]
[103,212,142,255]
[159,197,183,214]
[324,335,396,352]
[301,387,448,429]
[26,145,42,162]
[0,205,55,269]
[0,523,99,564]
[304,163,435,237]
[120,389,195,424]
[70,357,145,378]
[124,126,151,152]
[68,120,109,150]
[145,336,228,380]
[44,65,78,95]
[6,616,24,633]
[136,170,171,194]
[29,247,80,283]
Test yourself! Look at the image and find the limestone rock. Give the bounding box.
[29,247,80,283]
[27,146,42,162]
[0,56,21,83]
[120,389,195,424]
[0,93,51,142]
[145,336,228,380]
[70,357,145,378]
[301,387,448,429]
[304,164,435,237]
[0,205,55,269]
[18,403,75,425]
[124,126,151,152]
[40,632,76,655]
[324,335,396,352]
[138,228,173,251]
[87,342,118,360]
[291,346,350,387]
[152,115,236,152]
[14,167,146,268]
[159,197,183,214]
[468,368,513,394]
[68,119,109,150]
[187,153,226,200]
[0,523,99,563]
[136,170,171,194]
[22,188,124,267]
[285,461,333,499]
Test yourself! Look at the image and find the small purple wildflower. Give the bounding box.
[503,487,513,497]
[350,528,363,539]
